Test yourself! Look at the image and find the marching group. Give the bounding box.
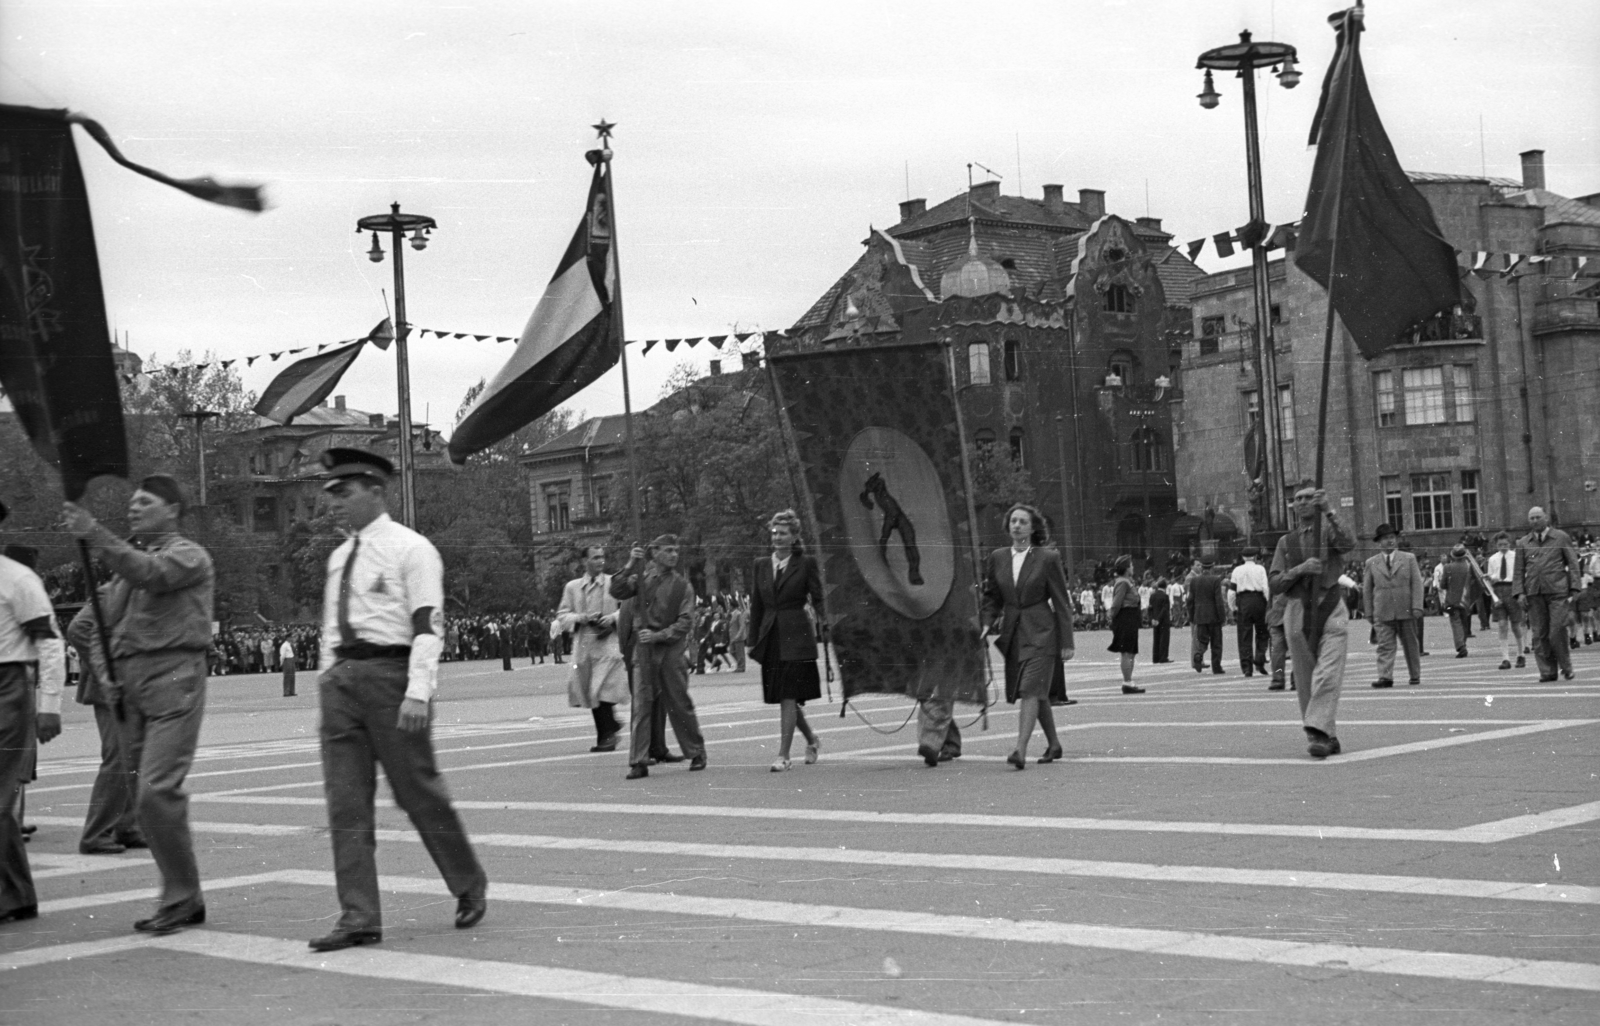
[0,450,1589,954]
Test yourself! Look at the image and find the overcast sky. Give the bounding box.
[5,0,1595,433]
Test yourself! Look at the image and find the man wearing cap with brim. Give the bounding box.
[63,476,213,934]
[1229,546,1270,677]
[1362,523,1424,688]
[309,448,487,952]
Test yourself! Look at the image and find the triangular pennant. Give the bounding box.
[195,363,209,371]
[684,337,701,347]
[735,333,751,342]
[317,344,330,353]
[247,356,259,366]
[664,339,682,351]
[1212,231,1235,259]
[270,352,284,361]
[1186,238,1206,260]
[707,335,727,345]
[454,333,468,339]
[1500,254,1525,277]
[643,340,658,354]
[221,360,234,368]
[474,334,489,341]
[288,348,306,355]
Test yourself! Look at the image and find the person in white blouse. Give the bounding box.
[309,449,487,952]
[1485,532,1525,670]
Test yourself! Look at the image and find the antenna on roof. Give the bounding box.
[905,160,910,201]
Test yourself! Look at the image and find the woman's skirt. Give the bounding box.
[1108,606,1141,654]
[762,659,821,705]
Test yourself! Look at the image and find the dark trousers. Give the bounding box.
[625,658,672,758]
[1448,605,1474,654]
[0,665,35,917]
[591,702,619,740]
[319,656,486,932]
[1151,620,1171,663]
[1526,595,1573,678]
[627,641,705,766]
[118,650,207,911]
[1193,622,1224,671]
[1235,593,1269,674]
[80,702,141,851]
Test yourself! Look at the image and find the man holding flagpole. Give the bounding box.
[1270,484,1355,759]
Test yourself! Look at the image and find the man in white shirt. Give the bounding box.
[557,545,627,751]
[1230,546,1271,677]
[0,499,64,923]
[1485,532,1525,670]
[310,449,487,952]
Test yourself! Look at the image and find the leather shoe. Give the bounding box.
[308,928,382,952]
[1037,745,1063,764]
[1121,684,1145,694]
[625,764,648,780]
[1539,675,1558,683]
[1498,660,1512,670]
[1370,679,1393,689]
[650,752,686,765]
[1006,750,1025,771]
[455,895,487,929]
[688,755,707,771]
[1267,682,1285,691]
[589,737,618,753]
[917,744,939,768]
[79,842,126,855]
[117,836,149,850]
[1307,736,1341,759]
[0,904,38,924]
[134,903,205,935]
[1561,668,1575,680]
[938,749,959,762]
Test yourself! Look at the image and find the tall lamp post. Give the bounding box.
[1196,30,1299,534]
[357,202,436,528]
[177,409,219,507]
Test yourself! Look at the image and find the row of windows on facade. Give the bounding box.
[966,340,1149,390]
[1197,305,1284,356]
[1244,384,1298,441]
[540,478,611,534]
[973,426,1166,473]
[1375,365,1475,427]
[1383,469,1483,533]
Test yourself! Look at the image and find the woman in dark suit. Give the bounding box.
[1106,555,1145,692]
[983,503,1076,769]
[749,509,825,772]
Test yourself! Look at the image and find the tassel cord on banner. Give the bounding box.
[839,697,919,735]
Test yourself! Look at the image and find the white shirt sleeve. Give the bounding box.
[400,536,445,703]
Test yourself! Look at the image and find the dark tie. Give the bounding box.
[1500,556,1509,582]
[337,536,362,647]
[1386,554,1393,572]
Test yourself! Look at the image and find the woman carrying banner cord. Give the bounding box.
[1106,555,1145,692]
[982,503,1076,769]
[748,510,826,772]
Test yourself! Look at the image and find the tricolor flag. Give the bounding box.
[448,158,619,464]
[253,340,366,424]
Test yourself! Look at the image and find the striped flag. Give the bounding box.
[448,158,619,464]
[252,341,366,424]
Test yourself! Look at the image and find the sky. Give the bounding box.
[4,0,1596,435]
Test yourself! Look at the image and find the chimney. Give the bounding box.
[1519,149,1545,191]
[1042,184,1064,214]
[1078,189,1105,217]
[1136,216,1162,232]
[708,359,722,377]
[334,395,345,411]
[368,413,385,427]
[970,180,1000,205]
[898,197,926,222]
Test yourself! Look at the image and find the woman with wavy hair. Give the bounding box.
[982,502,1075,769]
[748,509,826,771]
[1106,555,1145,693]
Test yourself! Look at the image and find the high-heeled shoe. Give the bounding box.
[1037,745,1063,764]
[1006,750,1026,770]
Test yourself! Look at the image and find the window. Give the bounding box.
[1410,473,1453,531]
[967,342,991,385]
[1243,390,1260,433]
[1460,470,1480,528]
[1132,427,1164,472]
[1104,284,1133,313]
[974,428,996,453]
[1402,367,1445,425]
[1108,352,1133,386]
[1003,340,1020,381]
[1450,364,1476,423]
[593,478,611,518]
[1270,303,1284,324]
[1383,476,1404,529]
[1277,384,1295,441]
[252,496,278,533]
[1375,370,1397,426]
[1008,427,1025,466]
[545,485,571,532]
[1199,315,1225,356]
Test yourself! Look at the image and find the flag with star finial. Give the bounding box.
[449,148,619,463]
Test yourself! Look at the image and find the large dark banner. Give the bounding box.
[0,106,127,500]
[768,342,986,704]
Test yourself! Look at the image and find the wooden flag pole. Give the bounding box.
[598,125,643,545]
[76,540,121,716]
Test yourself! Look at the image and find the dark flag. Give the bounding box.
[1295,9,1460,359]
[449,158,618,463]
[767,342,987,704]
[254,340,367,424]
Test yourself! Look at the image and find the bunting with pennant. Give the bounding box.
[252,341,367,425]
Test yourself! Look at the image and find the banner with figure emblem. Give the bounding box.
[767,341,986,703]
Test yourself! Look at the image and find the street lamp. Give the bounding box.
[178,409,220,507]
[1196,29,1298,535]
[356,202,437,528]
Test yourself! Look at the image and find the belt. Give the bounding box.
[335,642,412,660]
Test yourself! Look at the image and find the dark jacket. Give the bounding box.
[1441,557,1481,609]
[748,553,825,664]
[1514,527,1581,598]
[609,562,694,644]
[981,546,1075,662]
[1147,588,1171,625]
[1186,572,1226,625]
[87,527,214,657]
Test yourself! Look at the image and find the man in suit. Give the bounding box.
[1440,545,1482,658]
[1362,523,1424,688]
[1186,560,1226,674]
[1514,506,1581,682]
[1148,579,1172,663]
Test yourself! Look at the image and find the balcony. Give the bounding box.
[1532,295,1600,337]
[1395,311,1482,347]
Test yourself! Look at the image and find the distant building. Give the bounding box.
[775,179,1204,573]
[518,412,629,583]
[1175,149,1600,561]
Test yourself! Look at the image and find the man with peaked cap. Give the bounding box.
[63,476,211,933]
[0,500,66,924]
[1362,523,1424,688]
[309,448,487,952]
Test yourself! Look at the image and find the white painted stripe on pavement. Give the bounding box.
[28,853,151,880]
[3,929,1018,1026]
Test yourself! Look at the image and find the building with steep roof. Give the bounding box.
[777,179,1204,573]
[1175,148,1600,562]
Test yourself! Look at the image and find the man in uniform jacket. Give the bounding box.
[1440,545,1482,658]
[1514,506,1581,681]
[66,608,145,854]
[611,534,707,778]
[1362,523,1424,687]
[1186,561,1226,674]
[1147,580,1172,663]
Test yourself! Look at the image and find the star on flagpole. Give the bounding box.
[592,119,616,141]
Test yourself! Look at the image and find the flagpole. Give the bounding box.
[596,123,643,545]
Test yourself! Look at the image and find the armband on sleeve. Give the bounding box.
[36,637,66,715]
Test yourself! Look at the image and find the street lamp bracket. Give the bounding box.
[1196,31,1297,72]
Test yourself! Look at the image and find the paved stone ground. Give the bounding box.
[4,618,1597,1025]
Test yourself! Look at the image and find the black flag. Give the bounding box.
[1295,10,1460,359]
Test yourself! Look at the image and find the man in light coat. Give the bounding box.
[557,545,628,752]
[1362,523,1424,688]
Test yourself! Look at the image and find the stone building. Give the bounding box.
[776,179,1204,573]
[518,412,629,587]
[1174,149,1600,563]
